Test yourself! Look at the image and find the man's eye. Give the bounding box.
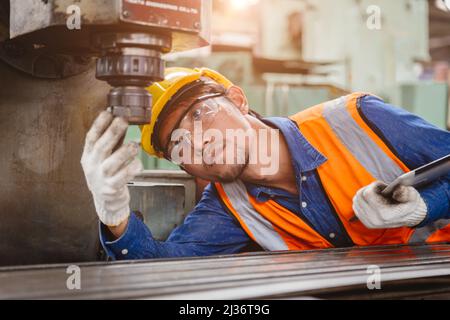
[172,139,181,148]
[192,109,202,120]
[176,138,184,146]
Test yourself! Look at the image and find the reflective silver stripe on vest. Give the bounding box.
[322,96,404,183]
[409,219,450,244]
[221,180,289,251]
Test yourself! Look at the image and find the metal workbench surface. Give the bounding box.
[1,244,450,300]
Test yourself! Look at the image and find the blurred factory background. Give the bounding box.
[126,0,450,170]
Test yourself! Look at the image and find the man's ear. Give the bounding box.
[225,85,249,115]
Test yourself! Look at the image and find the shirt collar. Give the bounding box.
[245,182,296,201]
[263,117,327,173]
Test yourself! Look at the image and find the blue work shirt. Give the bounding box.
[100,95,450,260]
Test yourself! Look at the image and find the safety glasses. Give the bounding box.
[165,93,229,161]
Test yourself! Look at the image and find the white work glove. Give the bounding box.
[81,111,143,227]
[352,181,427,229]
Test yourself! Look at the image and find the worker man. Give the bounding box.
[81,68,450,260]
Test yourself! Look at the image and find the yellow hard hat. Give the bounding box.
[141,67,233,158]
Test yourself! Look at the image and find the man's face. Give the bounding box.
[158,87,253,182]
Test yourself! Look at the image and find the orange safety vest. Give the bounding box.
[215,93,450,251]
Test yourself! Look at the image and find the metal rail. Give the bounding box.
[1,244,450,299]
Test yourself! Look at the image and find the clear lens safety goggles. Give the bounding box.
[165,93,228,161]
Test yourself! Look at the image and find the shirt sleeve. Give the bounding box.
[99,184,252,260]
[358,94,450,226]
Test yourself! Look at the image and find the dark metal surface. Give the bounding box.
[1,244,450,300]
[132,170,197,215]
[0,61,110,266]
[3,1,211,80]
[0,0,9,41]
[8,0,211,52]
[308,276,450,300]
[0,0,211,266]
[94,33,168,125]
[129,170,197,240]
[106,86,153,125]
[0,39,94,79]
[96,52,165,86]
[129,183,187,241]
[94,33,170,87]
